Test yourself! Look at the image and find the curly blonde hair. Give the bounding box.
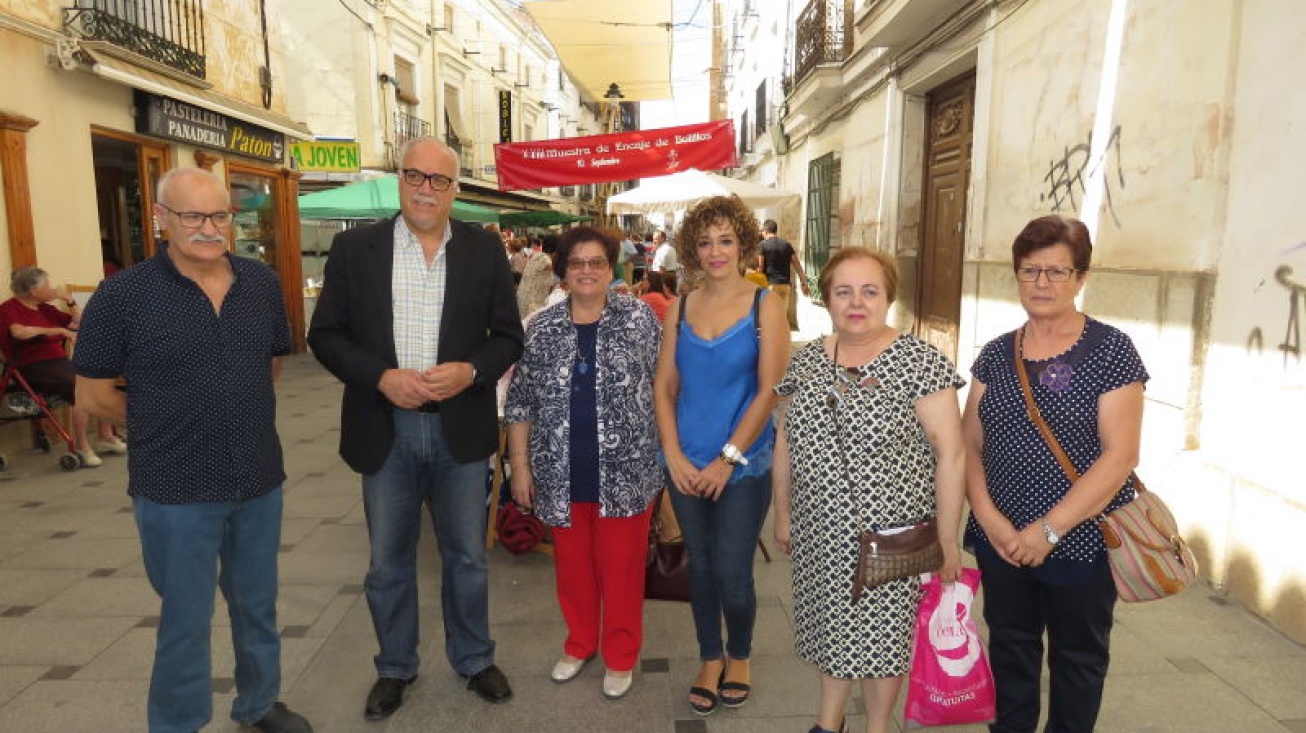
[674,195,762,276]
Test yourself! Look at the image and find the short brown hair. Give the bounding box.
[554,226,620,279]
[674,195,762,276]
[818,247,899,304]
[1011,215,1092,273]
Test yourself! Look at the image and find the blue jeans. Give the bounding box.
[666,471,772,660]
[134,488,283,733]
[362,410,494,679]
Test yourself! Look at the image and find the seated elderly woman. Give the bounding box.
[1,266,124,466]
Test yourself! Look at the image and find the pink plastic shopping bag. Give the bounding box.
[905,568,996,728]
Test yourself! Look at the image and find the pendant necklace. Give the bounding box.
[569,296,602,377]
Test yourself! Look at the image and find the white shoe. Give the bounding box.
[79,450,103,468]
[602,670,633,700]
[97,437,127,455]
[550,655,589,683]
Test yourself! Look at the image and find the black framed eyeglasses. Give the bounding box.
[158,204,233,229]
[400,168,455,191]
[1015,266,1078,283]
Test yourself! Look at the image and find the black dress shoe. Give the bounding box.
[249,701,313,733]
[364,676,416,720]
[466,664,513,703]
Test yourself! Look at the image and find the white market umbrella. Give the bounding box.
[606,169,801,215]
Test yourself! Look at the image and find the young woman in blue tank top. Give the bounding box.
[653,195,790,716]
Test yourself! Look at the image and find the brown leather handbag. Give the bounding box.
[853,519,944,602]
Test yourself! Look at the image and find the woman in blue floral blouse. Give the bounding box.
[504,226,663,700]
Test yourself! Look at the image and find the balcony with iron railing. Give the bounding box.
[64,0,206,79]
[395,111,432,150]
[792,0,853,88]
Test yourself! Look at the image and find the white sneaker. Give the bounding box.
[97,436,128,455]
[79,450,103,468]
[602,670,633,700]
[550,655,590,683]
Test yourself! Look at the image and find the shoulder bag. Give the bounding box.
[827,342,942,602]
[645,490,689,602]
[1012,328,1197,602]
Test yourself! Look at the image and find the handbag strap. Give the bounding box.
[829,340,869,532]
[1011,327,1147,500]
[1012,327,1081,482]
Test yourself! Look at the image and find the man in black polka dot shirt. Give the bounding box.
[73,168,311,733]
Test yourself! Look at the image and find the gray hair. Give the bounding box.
[10,266,48,296]
[155,167,230,208]
[395,136,461,176]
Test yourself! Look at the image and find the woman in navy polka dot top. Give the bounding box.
[962,215,1149,733]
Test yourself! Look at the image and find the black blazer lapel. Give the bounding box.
[366,217,398,366]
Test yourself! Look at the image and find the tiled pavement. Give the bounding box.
[0,354,1302,733]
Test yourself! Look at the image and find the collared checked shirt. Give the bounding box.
[392,216,452,370]
[71,244,290,504]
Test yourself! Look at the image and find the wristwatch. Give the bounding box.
[720,443,749,467]
[469,365,480,385]
[1041,518,1061,546]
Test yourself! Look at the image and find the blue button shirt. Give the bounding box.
[72,244,290,504]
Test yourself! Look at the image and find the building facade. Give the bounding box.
[0,0,312,348]
[277,0,617,217]
[720,0,1306,642]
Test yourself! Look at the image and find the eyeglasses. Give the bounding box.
[826,365,881,409]
[566,257,610,271]
[400,168,455,191]
[159,204,233,229]
[1016,266,1078,283]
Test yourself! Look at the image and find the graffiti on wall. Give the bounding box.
[1041,125,1125,227]
[1246,260,1305,367]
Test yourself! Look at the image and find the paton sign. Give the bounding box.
[135,91,285,163]
[493,120,737,191]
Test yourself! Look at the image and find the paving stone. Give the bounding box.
[1203,654,1306,720]
[0,617,137,666]
[29,577,159,618]
[0,680,147,733]
[0,569,85,608]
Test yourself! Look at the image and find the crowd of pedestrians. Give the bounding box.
[17,135,1149,733]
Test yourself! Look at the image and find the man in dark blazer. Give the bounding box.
[308,138,523,719]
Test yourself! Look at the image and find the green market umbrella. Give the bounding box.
[297,175,500,223]
[499,209,590,228]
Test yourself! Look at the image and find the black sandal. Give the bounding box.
[688,666,725,716]
[720,659,751,708]
[720,680,751,707]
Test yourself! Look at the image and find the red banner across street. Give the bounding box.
[493,120,738,191]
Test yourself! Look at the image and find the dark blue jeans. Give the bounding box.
[978,551,1117,733]
[134,488,283,733]
[361,410,494,679]
[666,470,772,660]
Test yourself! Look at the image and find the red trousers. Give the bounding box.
[552,502,652,672]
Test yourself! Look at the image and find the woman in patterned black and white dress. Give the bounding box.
[772,247,967,733]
